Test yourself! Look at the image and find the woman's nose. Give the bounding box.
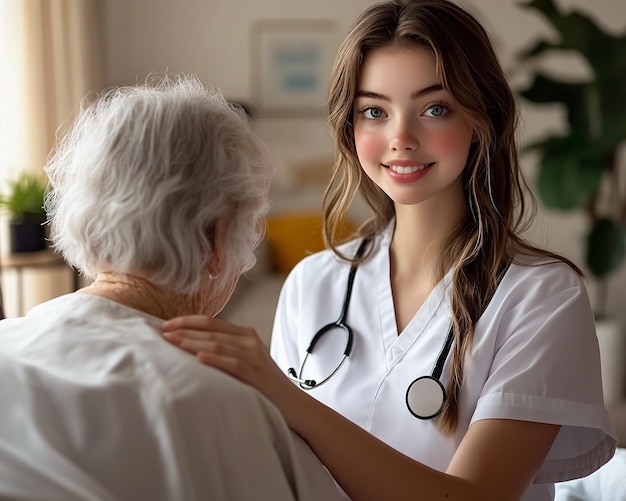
[389,119,419,151]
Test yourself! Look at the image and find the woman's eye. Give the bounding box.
[361,107,386,119]
[424,104,448,118]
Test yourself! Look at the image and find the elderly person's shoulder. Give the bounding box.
[0,292,342,500]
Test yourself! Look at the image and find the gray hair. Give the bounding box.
[44,75,273,295]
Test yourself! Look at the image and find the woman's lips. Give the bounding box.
[382,162,436,174]
[381,161,436,183]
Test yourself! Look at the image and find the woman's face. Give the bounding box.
[352,45,475,209]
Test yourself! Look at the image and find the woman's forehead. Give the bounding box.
[356,45,445,95]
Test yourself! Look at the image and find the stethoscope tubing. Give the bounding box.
[288,236,455,419]
[405,325,454,419]
[288,239,369,389]
[289,236,510,421]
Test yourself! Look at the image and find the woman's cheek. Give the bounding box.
[355,130,385,163]
[424,128,473,159]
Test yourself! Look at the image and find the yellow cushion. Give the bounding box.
[265,212,326,275]
[265,212,356,274]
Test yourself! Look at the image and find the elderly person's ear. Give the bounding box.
[206,217,229,279]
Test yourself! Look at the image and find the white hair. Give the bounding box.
[44,75,273,295]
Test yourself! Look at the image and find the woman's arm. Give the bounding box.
[162,316,559,501]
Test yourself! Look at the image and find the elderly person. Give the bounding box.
[0,76,341,501]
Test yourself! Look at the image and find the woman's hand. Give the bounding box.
[161,316,294,407]
[163,316,558,501]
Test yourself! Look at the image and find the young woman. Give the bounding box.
[162,2,617,500]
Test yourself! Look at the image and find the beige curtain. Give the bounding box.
[0,0,104,181]
[0,0,104,315]
[23,0,105,173]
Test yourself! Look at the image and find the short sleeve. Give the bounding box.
[471,261,617,483]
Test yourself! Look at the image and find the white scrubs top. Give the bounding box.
[271,222,617,501]
[0,294,342,501]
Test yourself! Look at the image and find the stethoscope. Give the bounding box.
[287,238,456,420]
[287,238,368,391]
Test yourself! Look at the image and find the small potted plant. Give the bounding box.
[0,172,48,253]
[516,0,626,403]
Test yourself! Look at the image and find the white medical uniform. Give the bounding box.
[271,222,617,501]
[0,293,342,501]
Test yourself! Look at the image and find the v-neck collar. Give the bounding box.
[374,221,453,358]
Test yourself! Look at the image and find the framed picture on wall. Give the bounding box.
[251,20,335,117]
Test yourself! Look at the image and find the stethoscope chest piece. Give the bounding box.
[404,324,455,420]
[406,375,446,419]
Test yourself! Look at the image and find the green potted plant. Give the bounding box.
[516,0,626,403]
[0,172,48,253]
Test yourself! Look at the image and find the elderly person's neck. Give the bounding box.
[81,271,211,320]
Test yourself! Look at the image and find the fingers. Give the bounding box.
[196,341,291,405]
[161,315,263,356]
[163,315,246,336]
[163,318,258,344]
[196,351,257,386]
[161,314,284,400]
[164,329,257,358]
[162,331,216,355]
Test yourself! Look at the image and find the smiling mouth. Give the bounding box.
[382,162,435,174]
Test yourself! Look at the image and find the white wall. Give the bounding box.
[95,0,625,325]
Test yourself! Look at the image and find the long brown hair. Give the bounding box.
[323,0,582,435]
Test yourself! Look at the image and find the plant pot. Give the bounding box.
[9,218,47,253]
[596,318,626,405]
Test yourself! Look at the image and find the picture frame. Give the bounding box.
[251,20,335,117]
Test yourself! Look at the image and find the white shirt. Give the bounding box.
[0,293,342,501]
[271,222,617,501]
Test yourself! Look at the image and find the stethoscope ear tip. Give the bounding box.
[287,367,317,388]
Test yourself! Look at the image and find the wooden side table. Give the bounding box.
[0,249,76,316]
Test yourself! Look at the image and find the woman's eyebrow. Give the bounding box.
[355,83,444,101]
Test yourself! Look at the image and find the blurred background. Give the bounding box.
[0,0,624,344]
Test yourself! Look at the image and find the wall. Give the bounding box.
[4,0,624,321]
[100,0,626,324]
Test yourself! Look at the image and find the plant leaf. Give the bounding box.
[517,39,566,59]
[518,0,626,76]
[0,173,47,218]
[536,149,603,210]
[519,75,589,133]
[586,218,626,278]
